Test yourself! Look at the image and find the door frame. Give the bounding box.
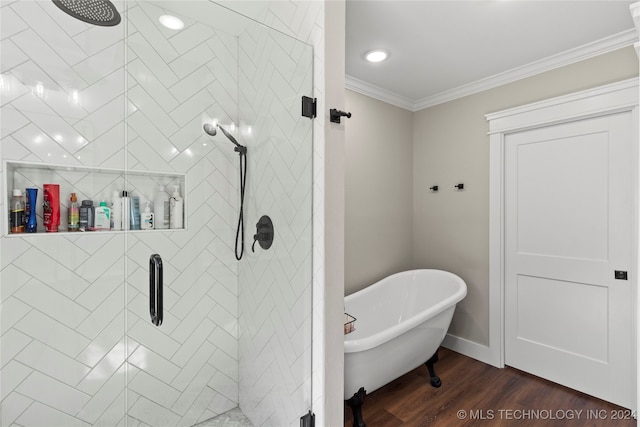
[485,77,639,406]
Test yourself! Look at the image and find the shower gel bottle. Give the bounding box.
[129,196,141,230]
[94,201,111,231]
[121,191,130,231]
[169,185,183,229]
[111,190,122,230]
[141,202,154,230]
[154,186,169,229]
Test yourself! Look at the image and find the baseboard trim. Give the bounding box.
[442,333,501,368]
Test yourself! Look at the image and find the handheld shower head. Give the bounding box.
[203,123,246,153]
[202,122,249,261]
[216,125,242,148]
[203,123,217,136]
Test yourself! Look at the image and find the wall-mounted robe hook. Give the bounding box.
[330,109,352,124]
[429,185,438,192]
[454,183,464,190]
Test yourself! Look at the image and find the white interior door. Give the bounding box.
[504,112,635,409]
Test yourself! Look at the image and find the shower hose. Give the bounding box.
[235,151,247,260]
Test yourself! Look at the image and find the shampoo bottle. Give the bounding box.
[130,196,141,230]
[141,202,154,230]
[169,185,183,229]
[154,186,169,229]
[94,201,111,231]
[121,191,130,231]
[79,200,94,231]
[111,190,122,230]
[25,188,38,233]
[43,184,60,232]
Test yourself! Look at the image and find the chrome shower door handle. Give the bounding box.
[149,254,163,326]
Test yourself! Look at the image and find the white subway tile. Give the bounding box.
[16,401,91,427]
[128,345,180,385]
[16,339,91,386]
[16,370,90,415]
[1,391,32,426]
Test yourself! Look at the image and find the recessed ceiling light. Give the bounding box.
[365,49,389,63]
[159,15,184,30]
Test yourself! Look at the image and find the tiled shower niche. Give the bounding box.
[4,161,186,235]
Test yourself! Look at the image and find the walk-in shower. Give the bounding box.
[0,1,314,426]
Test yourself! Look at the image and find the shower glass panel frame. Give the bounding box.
[0,1,314,426]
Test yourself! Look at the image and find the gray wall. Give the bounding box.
[345,90,414,295]
[344,46,639,347]
[414,46,638,346]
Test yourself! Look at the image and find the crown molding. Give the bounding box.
[632,2,640,58]
[632,2,640,34]
[346,29,638,112]
[344,75,415,111]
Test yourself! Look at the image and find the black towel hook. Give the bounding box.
[330,109,352,124]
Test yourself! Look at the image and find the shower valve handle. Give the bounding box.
[252,215,274,252]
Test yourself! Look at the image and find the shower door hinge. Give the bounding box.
[300,410,315,427]
[302,96,317,119]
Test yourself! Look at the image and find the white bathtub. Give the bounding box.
[344,269,467,399]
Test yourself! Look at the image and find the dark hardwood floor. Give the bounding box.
[344,347,636,427]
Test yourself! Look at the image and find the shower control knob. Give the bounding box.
[252,215,274,252]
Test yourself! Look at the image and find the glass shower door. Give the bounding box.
[237,19,315,427]
[123,1,314,426]
[122,1,237,425]
[1,1,313,426]
[0,1,128,425]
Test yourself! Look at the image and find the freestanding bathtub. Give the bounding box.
[344,269,467,425]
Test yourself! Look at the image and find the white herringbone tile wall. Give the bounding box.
[237,22,314,427]
[1,0,131,424]
[234,3,328,424]
[1,0,323,425]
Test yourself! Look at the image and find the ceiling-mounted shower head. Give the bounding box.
[203,123,246,153]
[52,0,121,27]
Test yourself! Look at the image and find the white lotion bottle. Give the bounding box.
[169,185,183,229]
[141,202,154,230]
[154,186,169,229]
[111,190,122,230]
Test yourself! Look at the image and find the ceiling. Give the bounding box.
[346,0,639,111]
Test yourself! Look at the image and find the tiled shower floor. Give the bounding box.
[194,408,253,427]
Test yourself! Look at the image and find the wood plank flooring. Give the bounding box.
[344,347,636,427]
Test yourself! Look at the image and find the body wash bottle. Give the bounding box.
[154,186,169,229]
[94,201,111,231]
[141,202,154,230]
[79,200,94,231]
[111,190,122,230]
[130,195,141,230]
[121,191,130,231]
[169,185,183,229]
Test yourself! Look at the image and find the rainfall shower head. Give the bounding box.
[52,0,121,27]
[203,123,246,152]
